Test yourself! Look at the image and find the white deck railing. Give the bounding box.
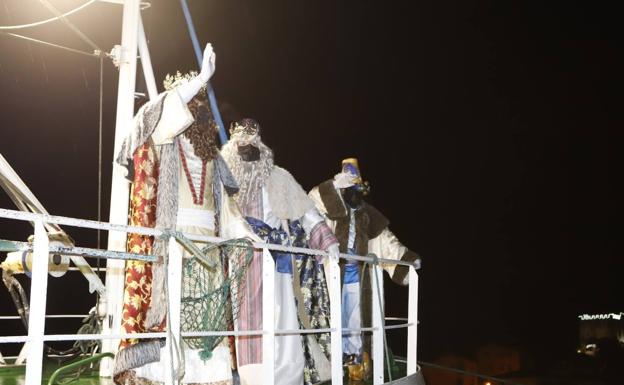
[0,207,419,385]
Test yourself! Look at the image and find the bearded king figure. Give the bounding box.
[113,44,254,385]
[221,119,340,385]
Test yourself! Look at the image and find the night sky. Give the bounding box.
[0,0,621,370]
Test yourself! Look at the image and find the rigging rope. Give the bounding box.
[0,0,97,31]
[0,0,98,31]
[97,55,103,250]
[37,0,100,51]
[0,0,151,31]
[0,31,98,58]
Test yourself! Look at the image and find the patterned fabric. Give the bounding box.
[120,142,160,351]
[245,217,306,274]
[308,221,338,253]
[245,217,332,385]
[296,254,332,385]
[236,192,263,367]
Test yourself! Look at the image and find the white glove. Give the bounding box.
[176,43,216,104]
[198,43,216,83]
[332,171,357,189]
[326,243,340,264]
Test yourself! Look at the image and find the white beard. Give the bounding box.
[220,137,274,210]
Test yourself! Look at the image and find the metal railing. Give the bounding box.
[0,207,420,385]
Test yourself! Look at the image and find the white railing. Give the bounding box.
[0,207,419,385]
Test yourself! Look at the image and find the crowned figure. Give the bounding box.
[308,158,422,381]
[113,44,253,385]
[221,119,340,385]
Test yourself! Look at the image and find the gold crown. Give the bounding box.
[163,70,206,92]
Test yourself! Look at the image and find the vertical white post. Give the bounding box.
[24,221,49,385]
[138,14,158,101]
[261,248,275,385]
[407,267,419,375]
[101,0,141,377]
[328,256,343,385]
[164,238,183,385]
[371,264,384,385]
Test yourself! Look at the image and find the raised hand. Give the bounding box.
[199,43,216,82]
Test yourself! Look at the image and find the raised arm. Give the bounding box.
[176,43,216,103]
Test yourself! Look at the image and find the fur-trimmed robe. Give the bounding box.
[308,180,421,354]
[113,90,250,385]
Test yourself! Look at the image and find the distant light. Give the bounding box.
[578,312,623,321]
[485,382,492,385]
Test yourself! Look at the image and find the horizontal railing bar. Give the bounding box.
[344,327,376,332]
[0,325,387,343]
[0,239,156,262]
[0,352,92,360]
[0,208,420,268]
[383,322,413,330]
[385,317,408,322]
[0,315,89,320]
[69,267,106,272]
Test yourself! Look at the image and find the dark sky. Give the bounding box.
[0,0,621,368]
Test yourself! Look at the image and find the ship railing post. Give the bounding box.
[164,238,183,385]
[328,253,343,385]
[24,220,49,385]
[407,266,419,375]
[262,247,275,384]
[371,263,385,385]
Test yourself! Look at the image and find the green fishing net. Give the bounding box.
[180,238,254,360]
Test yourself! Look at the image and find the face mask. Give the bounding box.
[238,144,260,161]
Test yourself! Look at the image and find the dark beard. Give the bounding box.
[184,96,219,163]
[343,186,364,209]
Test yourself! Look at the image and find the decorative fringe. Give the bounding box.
[116,93,167,181]
[146,140,180,329]
[113,340,163,376]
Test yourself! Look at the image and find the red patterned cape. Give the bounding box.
[119,142,161,351]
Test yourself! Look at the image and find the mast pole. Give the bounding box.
[100,0,141,377]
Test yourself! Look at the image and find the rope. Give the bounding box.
[37,0,100,51]
[95,53,104,321]
[0,31,99,58]
[159,229,217,269]
[0,0,97,31]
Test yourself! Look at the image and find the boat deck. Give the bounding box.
[0,360,411,385]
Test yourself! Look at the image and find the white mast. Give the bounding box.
[100,0,141,377]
